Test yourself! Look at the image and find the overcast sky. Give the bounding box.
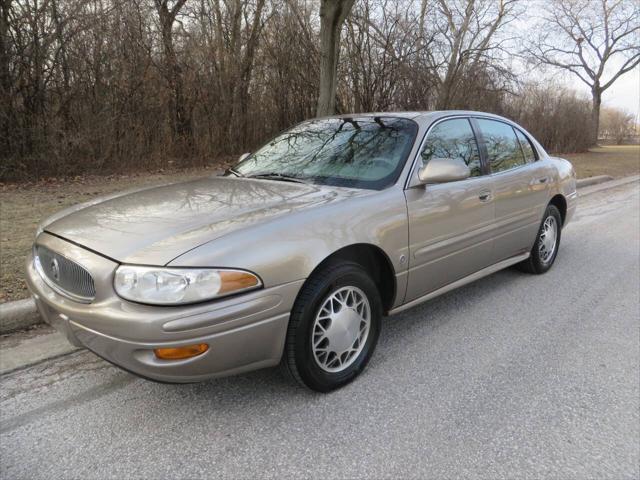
[598,67,640,120]
[515,1,640,121]
[513,62,639,120]
[556,65,640,120]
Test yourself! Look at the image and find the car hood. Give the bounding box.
[43,176,364,265]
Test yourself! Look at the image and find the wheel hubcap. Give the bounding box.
[312,286,371,373]
[538,216,558,264]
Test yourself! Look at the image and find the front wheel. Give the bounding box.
[282,261,382,392]
[518,204,562,274]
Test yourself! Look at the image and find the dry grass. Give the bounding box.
[1,145,638,304]
[561,145,640,179]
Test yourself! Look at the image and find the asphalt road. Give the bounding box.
[1,182,639,480]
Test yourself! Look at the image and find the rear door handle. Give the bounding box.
[478,190,492,202]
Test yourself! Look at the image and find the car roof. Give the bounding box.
[327,110,515,127]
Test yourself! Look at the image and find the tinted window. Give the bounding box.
[234,117,418,190]
[476,119,526,173]
[515,129,537,163]
[420,118,482,177]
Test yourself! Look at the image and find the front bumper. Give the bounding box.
[26,233,303,382]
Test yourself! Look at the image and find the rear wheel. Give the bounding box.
[282,261,382,392]
[518,204,562,274]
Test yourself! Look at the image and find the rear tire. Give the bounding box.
[518,204,562,274]
[281,261,382,392]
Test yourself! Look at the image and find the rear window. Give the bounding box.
[476,119,526,173]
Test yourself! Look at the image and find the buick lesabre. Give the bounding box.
[26,111,577,391]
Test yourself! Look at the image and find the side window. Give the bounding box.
[420,118,482,177]
[476,119,526,173]
[515,129,537,163]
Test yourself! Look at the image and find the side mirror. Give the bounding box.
[238,153,251,162]
[417,157,471,184]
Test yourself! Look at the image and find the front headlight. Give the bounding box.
[114,265,261,305]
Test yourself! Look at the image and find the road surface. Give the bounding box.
[1,182,639,479]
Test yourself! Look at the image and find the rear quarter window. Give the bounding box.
[515,129,538,163]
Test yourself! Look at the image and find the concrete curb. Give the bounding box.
[0,298,40,334]
[0,325,81,375]
[1,173,639,335]
[576,175,614,188]
[578,174,639,197]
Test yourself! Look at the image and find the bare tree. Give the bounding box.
[0,0,13,154]
[261,0,318,128]
[0,0,603,181]
[344,0,434,112]
[431,0,518,109]
[526,0,640,146]
[316,0,355,117]
[154,0,191,139]
[505,81,593,152]
[600,107,636,144]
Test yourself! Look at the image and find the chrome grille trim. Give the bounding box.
[34,245,96,303]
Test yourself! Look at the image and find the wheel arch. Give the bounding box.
[549,194,567,226]
[306,243,397,314]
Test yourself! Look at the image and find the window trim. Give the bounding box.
[405,115,488,189]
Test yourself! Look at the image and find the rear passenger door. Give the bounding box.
[473,118,551,262]
[404,117,495,302]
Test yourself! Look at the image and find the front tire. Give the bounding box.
[282,261,382,392]
[518,204,562,274]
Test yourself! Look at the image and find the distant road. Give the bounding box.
[1,182,638,479]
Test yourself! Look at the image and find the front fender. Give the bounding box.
[168,187,410,290]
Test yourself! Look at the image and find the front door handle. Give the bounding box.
[478,190,492,202]
[538,177,549,184]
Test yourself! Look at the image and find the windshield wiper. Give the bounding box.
[248,173,310,184]
[225,167,244,177]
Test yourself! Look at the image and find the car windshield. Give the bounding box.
[233,117,418,190]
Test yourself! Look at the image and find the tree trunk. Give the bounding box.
[437,70,456,110]
[438,38,463,109]
[0,0,13,154]
[316,0,355,117]
[435,0,474,110]
[156,0,191,141]
[51,0,72,133]
[230,0,265,148]
[591,87,601,147]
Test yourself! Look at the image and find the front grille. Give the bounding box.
[35,245,96,302]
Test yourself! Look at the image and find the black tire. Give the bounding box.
[518,204,562,274]
[281,261,382,392]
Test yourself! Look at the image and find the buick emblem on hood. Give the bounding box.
[50,258,60,281]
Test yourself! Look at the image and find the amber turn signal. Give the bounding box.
[154,343,209,360]
[219,270,260,294]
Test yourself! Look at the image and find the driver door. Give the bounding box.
[404,117,495,303]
